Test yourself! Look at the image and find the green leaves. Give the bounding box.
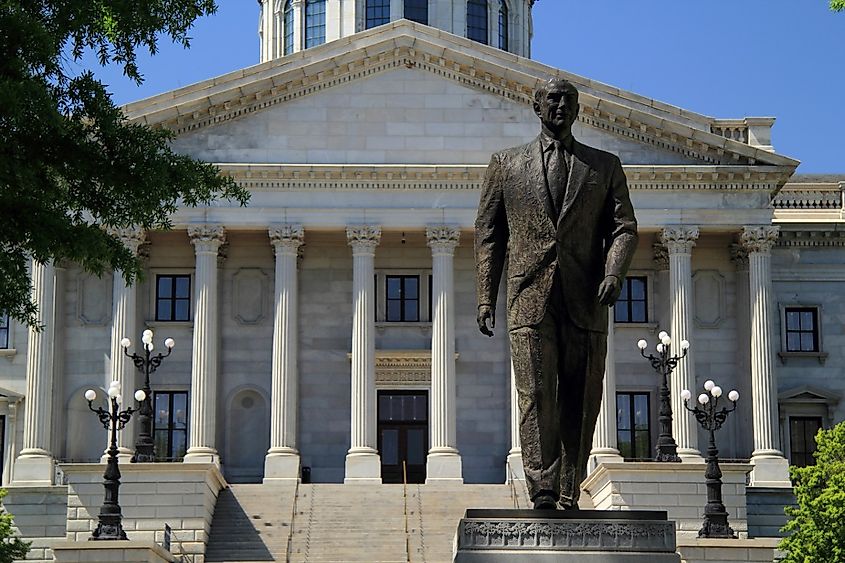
[780,422,845,562]
[0,490,30,563]
[833,0,845,12]
[0,0,249,327]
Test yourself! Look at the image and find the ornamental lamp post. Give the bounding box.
[637,331,690,462]
[121,329,174,462]
[681,381,740,539]
[85,382,145,540]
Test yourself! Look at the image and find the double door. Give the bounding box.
[378,390,428,484]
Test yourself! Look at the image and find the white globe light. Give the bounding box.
[637,339,648,350]
[680,389,692,401]
[711,386,723,398]
[134,390,146,402]
[109,380,121,390]
[728,390,740,402]
[164,338,175,349]
[658,331,668,340]
[107,386,119,399]
[84,389,96,401]
[142,332,153,345]
[656,343,664,353]
[698,393,710,405]
[120,338,131,349]
[661,335,672,346]
[147,343,154,352]
[704,380,715,391]
[680,340,690,350]
[143,329,153,339]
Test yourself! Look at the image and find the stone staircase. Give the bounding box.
[204,482,528,562]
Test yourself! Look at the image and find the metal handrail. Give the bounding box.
[163,522,194,563]
[285,477,301,562]
[403,461,411,563]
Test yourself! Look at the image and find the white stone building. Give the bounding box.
[1,1,843,560]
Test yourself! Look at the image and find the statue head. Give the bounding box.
[533,78,580,138]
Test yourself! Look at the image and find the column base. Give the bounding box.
[12,451,55,485]
[183,447,220,465]
[344,449,381,483]
[588,448,624,475]
[425,449,463,483]
[506,450,525,482]
[678,448,705,463]
[264,449,301,482]
[749,452,791,487]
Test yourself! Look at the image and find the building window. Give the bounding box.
[498,3,508,51]
[0,313,8,349]
[283,0,294,54]
[789,416,822,467]
[366,0,391,28]
[467,0,488,44]
[614,276,648,323]
[156,275,191,322]
[386,275,419,322]
[784,307,819,352]
[154,391,189,461]
[404,0,428,24]
[616,392,651,460]
[305,0,326,48]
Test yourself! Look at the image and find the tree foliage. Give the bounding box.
[833,0,845,11]
[780,422,845,562]
[0,490,30,563]
[0,1,250,327]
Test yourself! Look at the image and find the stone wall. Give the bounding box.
[3,485,68,563]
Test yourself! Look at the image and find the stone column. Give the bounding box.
[14,260,57,485]
[184,225,225,464]
[265,225,304,482]
[425,226,463,482]
[660,226,702,461]
[292,0,305,53]
[345,226,381,483]
[106,228,146,459]
[741,226,791,487]
[506,357,525,481]
[589,307,623,472]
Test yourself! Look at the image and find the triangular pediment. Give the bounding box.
[125,20,798,168]
[779,385,841,404]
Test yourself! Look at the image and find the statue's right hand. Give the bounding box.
[477,306,495,337]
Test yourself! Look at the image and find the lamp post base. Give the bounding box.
[90,520,128,541]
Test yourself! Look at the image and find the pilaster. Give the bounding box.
[589,307,623,472]
[425,226,463,483]
[740,226,790,487]
[265,225,305,482]
[184,225,226,464]
[14,259,57,485]
[292,0,305,53]
[345,225,382,483]
[660,226,703,462]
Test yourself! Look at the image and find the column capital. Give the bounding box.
[269,224,305,255]
[660,226,700,254]
[730,243,750,269]
[188,224,226,253]
[740,226,780,254]
[426,226,461,254]
[106,226,146,254]
[346,225,381,253]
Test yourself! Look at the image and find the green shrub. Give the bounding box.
[0,490,29,563]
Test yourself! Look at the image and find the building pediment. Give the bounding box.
[125,21,798,169]
[779,385,841,405]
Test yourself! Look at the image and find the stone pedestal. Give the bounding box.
[581,462,751,538]
[53,541,177,563]
[453,509,681,562]
[676,537,780,563]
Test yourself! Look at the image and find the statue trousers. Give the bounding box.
[508,272,607,507]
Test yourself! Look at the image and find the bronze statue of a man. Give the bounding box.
[475,78,638,510]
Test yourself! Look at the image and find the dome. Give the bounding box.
[259,0,534,62]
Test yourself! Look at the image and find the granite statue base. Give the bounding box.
[453,509,681,562]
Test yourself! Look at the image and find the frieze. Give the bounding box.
[777,230,845,247]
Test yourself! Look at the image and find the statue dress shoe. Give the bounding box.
[532,492,558,510]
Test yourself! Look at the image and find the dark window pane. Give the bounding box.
[404,0,428,24]
[631,301,646,323]
[407,428,426,465]
[404,300,419,322]
[0,313,8,349]
[634,431,650,459]
[175,276,190,298]
[617,393,651,461]
[379,395,391,421]
[405,277,418,298]
[175,300,190,321]
[305,0,326,48]
[631,278,646,300]
[366,0,391,28]
[173,394,188,428]
[800,311,814,330]
[284,0,294,54]
[787,332,800,351]
[614,306,628,323]
[413,396,427,421]
[158,277,172,298]
[154,431,169,459]
[800,333,816,352]
[387,277,401,299]
[157,301,172,321]
[634,394,649,428]
[618,434,632,459]
[786,310,800,329]
[381,429,399,465]
[616,396,631,431]
[387,300,402,321]
[498,5,508,50]
[618,280,629,300]
[467,0,488,44]
[172,431,187,460]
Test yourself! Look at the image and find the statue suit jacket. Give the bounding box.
[475,135,639,333]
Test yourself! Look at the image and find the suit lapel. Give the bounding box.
[524,137,557,228]
[557,141,590,229]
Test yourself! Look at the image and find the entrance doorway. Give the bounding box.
[377,390,428,484]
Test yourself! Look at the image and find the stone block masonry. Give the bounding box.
[3,486,68,563]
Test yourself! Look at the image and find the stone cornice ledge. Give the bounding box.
[219,163,794,191]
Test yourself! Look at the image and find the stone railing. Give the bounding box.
[711,118,775,150]
[711,121,749,144]
[773,182,845,210]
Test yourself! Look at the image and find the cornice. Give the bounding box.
[777,230,845,247]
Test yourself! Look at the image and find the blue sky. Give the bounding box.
[84,1,844,173]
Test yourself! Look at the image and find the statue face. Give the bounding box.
[534,83,579,136]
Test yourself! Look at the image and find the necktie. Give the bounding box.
[547,140,569,214]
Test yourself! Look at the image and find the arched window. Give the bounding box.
[498,2,509,51]
[305,0,326,48]
[366,0,391,29]
[404,0,428,25]
[283,0,294,55]
[467,0,488,44]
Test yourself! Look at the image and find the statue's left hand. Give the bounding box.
[597,275,622,306]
